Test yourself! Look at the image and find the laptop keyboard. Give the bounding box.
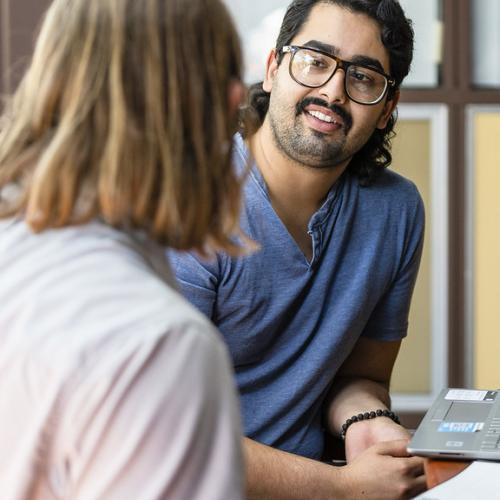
[480,417,500,450]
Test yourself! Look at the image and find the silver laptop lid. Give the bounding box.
[408,388,500,461]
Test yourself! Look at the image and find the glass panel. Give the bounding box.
[471,0,500,87]
[391,104,448,411]
[399,0,442,88]
[390,119,432,394]
[223,0,288,84]
[471,110,500,387]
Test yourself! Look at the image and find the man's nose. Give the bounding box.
[318,68,348,105]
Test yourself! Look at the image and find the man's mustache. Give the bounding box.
[296,97,353,132]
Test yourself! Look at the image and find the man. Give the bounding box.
[170,0,426,498]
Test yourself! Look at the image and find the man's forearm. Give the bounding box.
[243,434,425,500]
[326,377,392,436]
[243,437,346,500]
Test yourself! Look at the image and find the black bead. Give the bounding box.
[340,409,401,441]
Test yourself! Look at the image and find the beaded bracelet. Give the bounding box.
[340,409,401,440]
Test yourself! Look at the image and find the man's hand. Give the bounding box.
[344,416,411,462]
[338,439,426,500]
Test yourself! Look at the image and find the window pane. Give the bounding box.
[223,0,288,84]
[471,0,500,87]
[399,0,442,88]
[388,104,449,412]
[468,108,500,387]
[391,119,432,394]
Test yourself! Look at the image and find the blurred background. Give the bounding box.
[2,0,499,426]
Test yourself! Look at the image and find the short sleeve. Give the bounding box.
[167,250,222,321]
[56,323,243,500]
[362,188,425,341]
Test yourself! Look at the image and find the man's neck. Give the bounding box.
[249,121,348,218]
[248,121,349,261]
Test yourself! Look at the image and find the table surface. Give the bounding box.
[424,458,471,489]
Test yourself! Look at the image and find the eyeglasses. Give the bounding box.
[281,45,396,106]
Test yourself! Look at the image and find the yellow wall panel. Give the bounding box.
[390,120,432,394]
[474,112,500,388]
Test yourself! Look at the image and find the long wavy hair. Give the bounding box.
[0,0,245,254]
[242,0,414,186]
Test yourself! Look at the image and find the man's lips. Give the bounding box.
[302,104,345,133]
[296,97,352,133]
[304,105,344,127]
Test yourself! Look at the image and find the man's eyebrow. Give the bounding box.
[350,55,386,74]
[302,39,387,74]
[303,40,339,55]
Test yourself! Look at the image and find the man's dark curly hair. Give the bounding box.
[241,0,414,186]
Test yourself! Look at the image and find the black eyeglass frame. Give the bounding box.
[281,45,396,106]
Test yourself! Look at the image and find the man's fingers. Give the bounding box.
[408,473,428,497]
[372,438,412,457]
[408,456,425,476]
[372,440,426,476]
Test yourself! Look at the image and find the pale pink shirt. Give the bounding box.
[0,220,243,500]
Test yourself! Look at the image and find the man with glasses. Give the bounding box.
[170,0,426,498]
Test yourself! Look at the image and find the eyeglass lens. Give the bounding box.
[291,47,388,104]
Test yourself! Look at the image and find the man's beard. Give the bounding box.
[268,96,354,169]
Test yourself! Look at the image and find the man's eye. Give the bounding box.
[302,54,328,69]
[311,57,328,68]
[350,69,373,82]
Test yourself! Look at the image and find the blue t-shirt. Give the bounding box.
[169,134,425,460]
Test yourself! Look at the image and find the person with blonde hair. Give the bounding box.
[0,0,246,498]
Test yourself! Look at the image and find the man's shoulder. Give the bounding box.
[373,168,418,192]
[232,133,250,172]
[358,168,422,205]
[345,169,424,231]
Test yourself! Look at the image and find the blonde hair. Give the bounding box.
[0,0,245,254]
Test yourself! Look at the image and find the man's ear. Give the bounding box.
[376,90,400,130]
[262,49,279,93]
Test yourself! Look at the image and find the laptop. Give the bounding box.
[408,388,500,460]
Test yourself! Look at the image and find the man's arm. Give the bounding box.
[244,435,425,500]
[326,337,413,462]
[246,340,425,498]
[324,183,425,462]
[244,438,345,500]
